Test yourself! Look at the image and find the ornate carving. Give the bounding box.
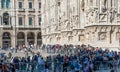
[117,14,120,21]
[102,0,107,12]
[81,0,85,11]
[116,32,120,40]
[86,8,99,23]
[110,8,117,23]
[64,20,70,30]
[99,14,107,21]
[99,32,106,40]
[79,35,85,42]
[89,32,95,41]
[72,15,79,28]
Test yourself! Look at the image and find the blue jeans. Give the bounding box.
[38,64,44,72]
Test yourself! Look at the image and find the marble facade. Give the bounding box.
[41,0,120,48]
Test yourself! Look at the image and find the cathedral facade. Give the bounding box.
[41,0,120,48]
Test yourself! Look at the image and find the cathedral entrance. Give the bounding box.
[2,32,11,49]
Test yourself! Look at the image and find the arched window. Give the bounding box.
[17,32,25,39]
[2,32,11,39]
[27,32,34,39]
[3,13,9,25]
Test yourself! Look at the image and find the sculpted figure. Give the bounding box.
[102,0,107,12]
[81,0,84,11]
[90,0,93,5]
[64,20,69,30]
[72,16,78,28]
[80,35,84,42]
[117,33,120,40]
[86,8,99,23]
[99,33,106,40]
[110,9,117,23]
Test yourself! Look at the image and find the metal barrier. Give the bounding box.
[0,60,120,72]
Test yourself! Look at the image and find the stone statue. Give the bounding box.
[110,9,117,23]
[116,33,120,40]
[81,0,84,11]
[87,11,94,23]
[90,0,93,5]
[55,25,58,31]
[117,14,120,21]
[102,0,107,12]
[72,15,78,28]
[80,35,84,42]
[104,0,107,7]
[63,20,67,30]
[86,8,99,23]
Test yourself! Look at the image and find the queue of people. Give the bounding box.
[0,44,119,72]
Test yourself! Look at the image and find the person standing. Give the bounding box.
[38,56,44,72]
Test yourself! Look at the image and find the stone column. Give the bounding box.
[25,33,28,47]
[106,31,110,44]
[34,33,37,48]
[11,33,16,48]
[0,29,2,48]
[0,0,1,9]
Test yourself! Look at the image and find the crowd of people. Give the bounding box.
[0,44,119,72]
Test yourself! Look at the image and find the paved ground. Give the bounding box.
[0,49,55,58]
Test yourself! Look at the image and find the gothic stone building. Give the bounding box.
[0,0,42,48]
[41,0,120,48]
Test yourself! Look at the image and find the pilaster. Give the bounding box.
[25,33,28,47]
[34,33,37,48]
[11,33,16,48]
[0,29,2,48]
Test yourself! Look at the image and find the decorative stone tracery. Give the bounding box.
[99,32,107,40]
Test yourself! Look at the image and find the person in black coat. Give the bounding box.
[63,61,69,72]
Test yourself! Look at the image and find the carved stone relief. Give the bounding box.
[86,8,99,23]
[99,14,107,21]
[99,32,107,40]
[64,20,70,30]
[117,14,120,21]
[110,8,117,23]
[72,15,79,28]
[102,0,107,12]
[116,32,120,40]
[81,0,84,11]
[79,35,85,42]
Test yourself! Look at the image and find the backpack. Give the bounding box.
[70,64,74,69]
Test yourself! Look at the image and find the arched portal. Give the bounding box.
[37,32,42,46]
[27,32,34,45]
[2,32,11,48]
[17,32,25,45]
